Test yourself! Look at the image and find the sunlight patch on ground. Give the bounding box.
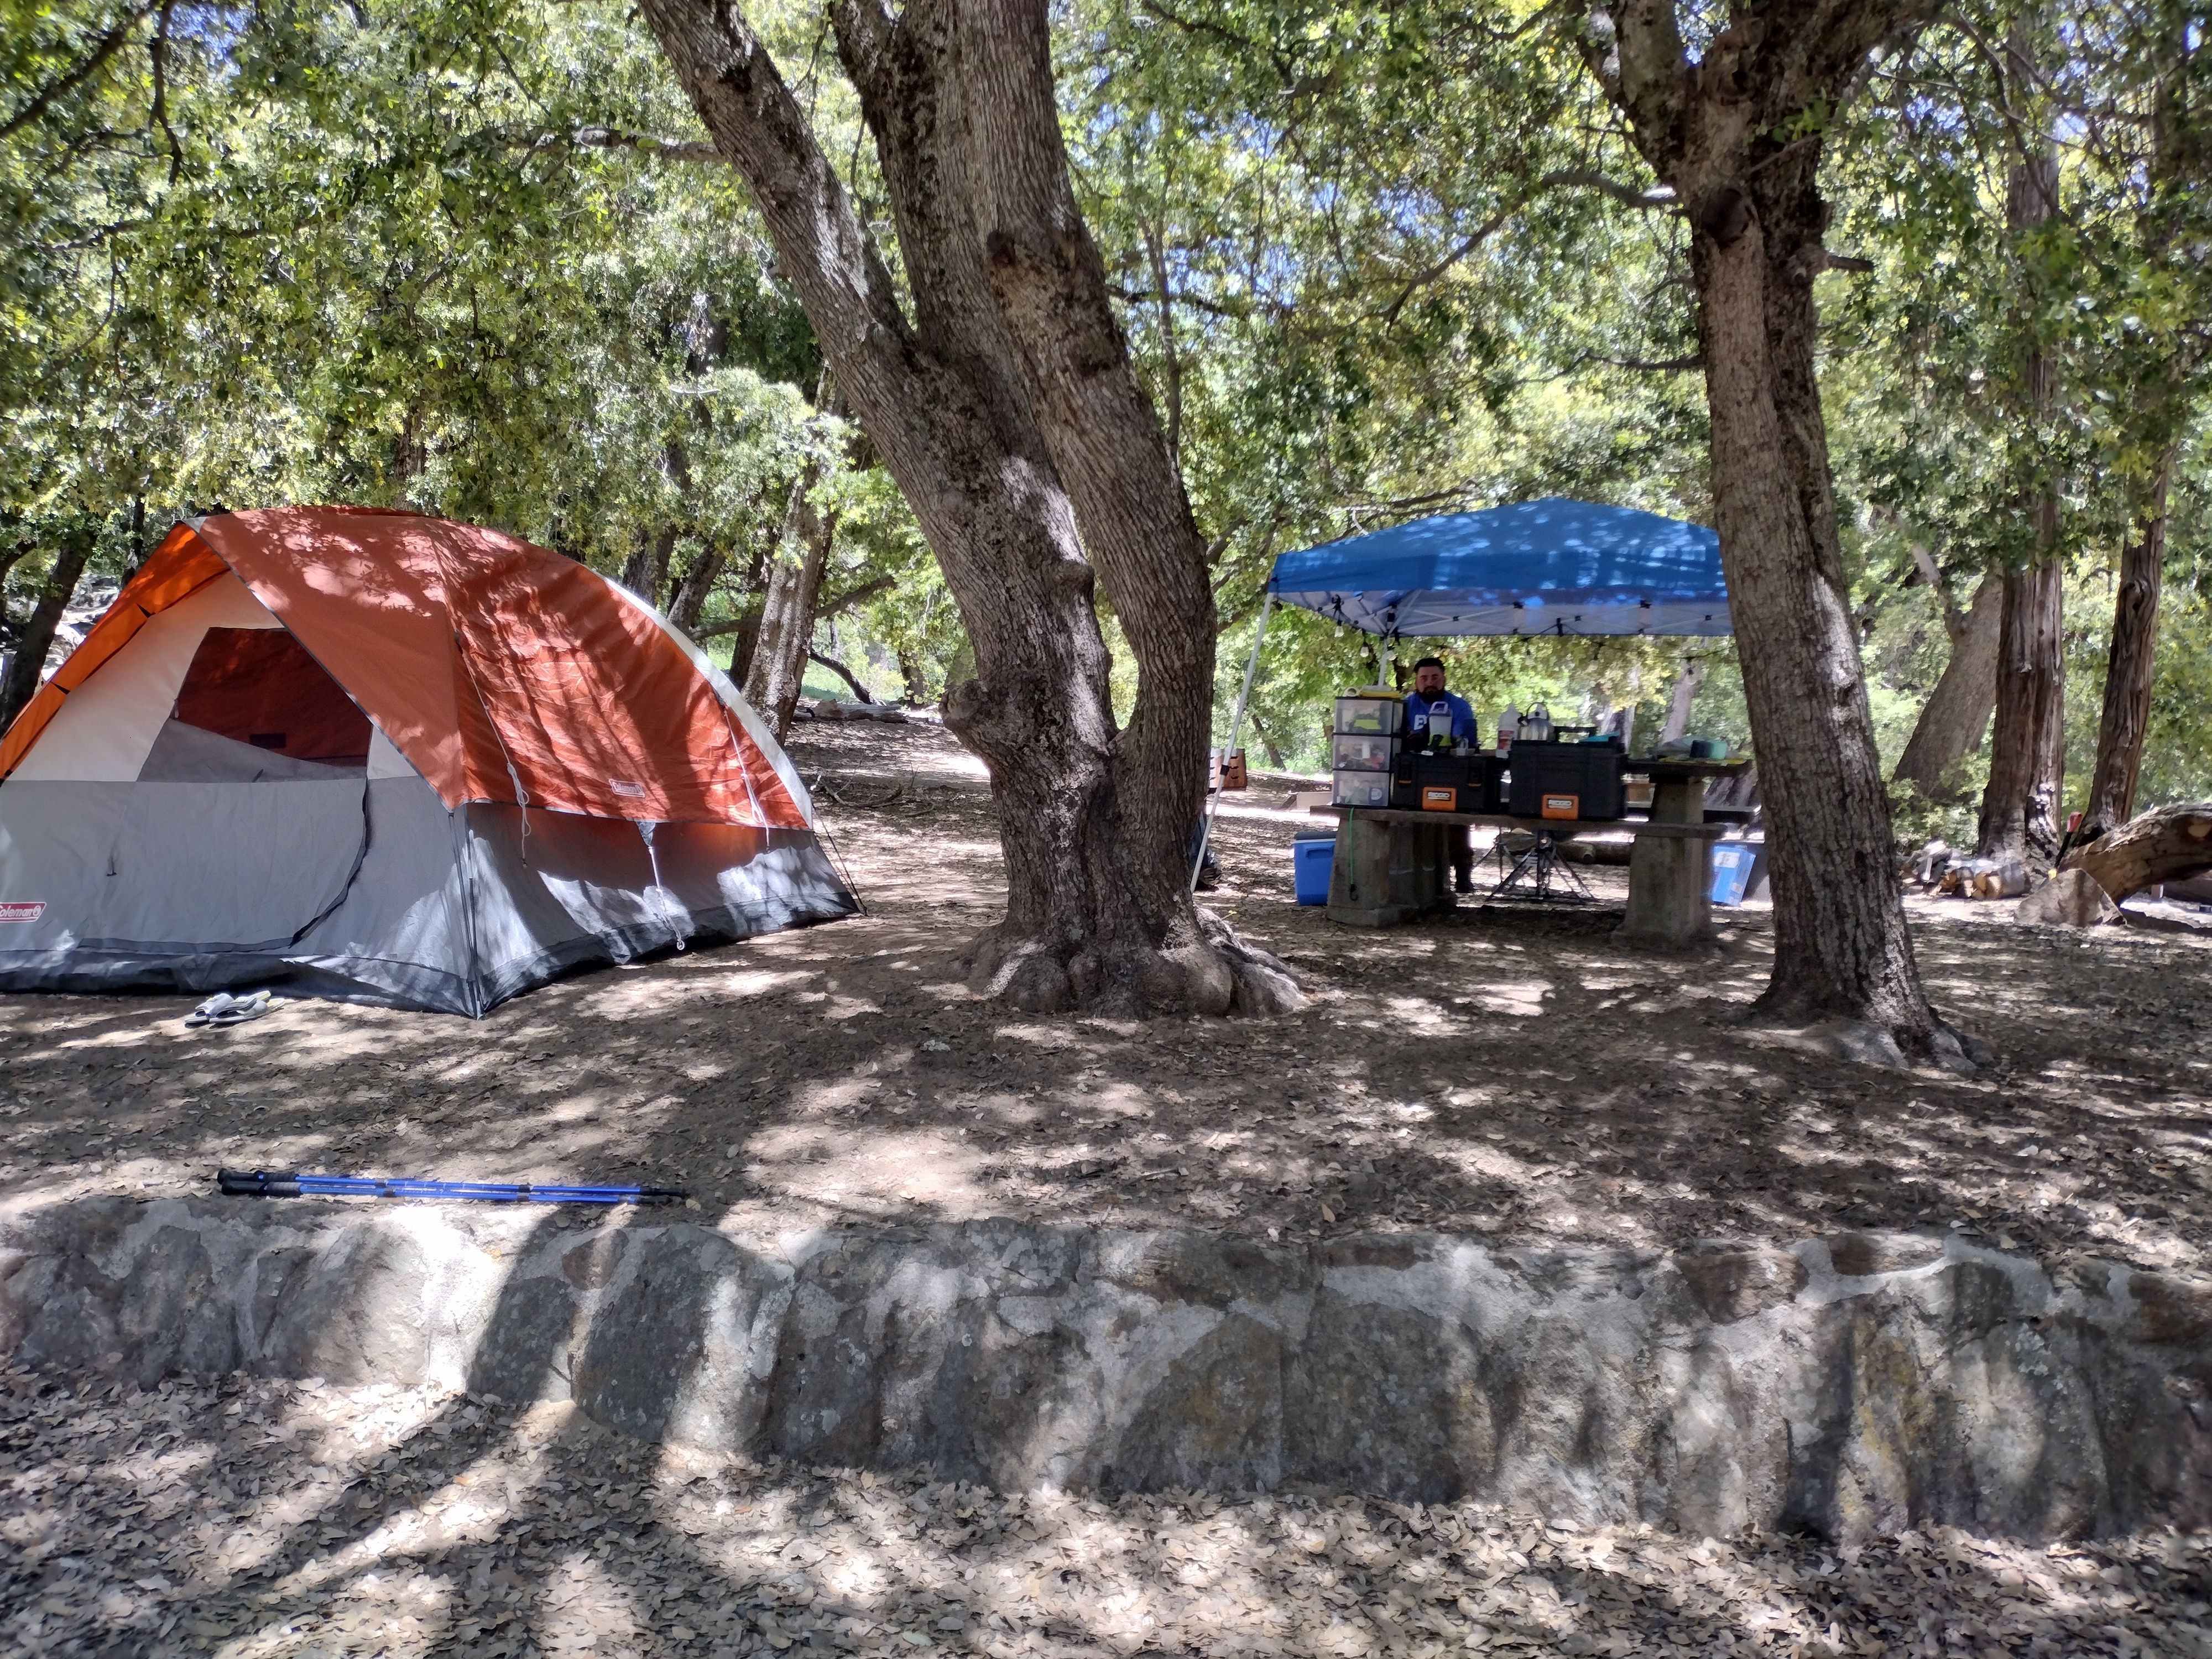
[745,1124,993,1215]
[1461,977,1553,1018]
[791,1071,890,1117]
[573,970,816,1019]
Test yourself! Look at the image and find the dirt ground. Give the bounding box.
[2,717,2210,1277]
[8,1364,2206,1659]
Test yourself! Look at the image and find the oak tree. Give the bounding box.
[1576,0,1971,1066]
[636,0,1299,1014]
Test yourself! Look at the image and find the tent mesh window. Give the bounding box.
[138,628,373,782]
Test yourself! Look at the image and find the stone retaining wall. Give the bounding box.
[4,1196,2208,1540]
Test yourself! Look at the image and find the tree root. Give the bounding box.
[1197,907,1307,1015]
[1734,1000,1992,1076]
[958,910,1307,1018]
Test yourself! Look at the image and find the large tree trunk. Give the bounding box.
[1659,656,1703,743]
[667,540,729,633]
[622,524,676,608]
[637,0,1297,1014]
[0,526,93,733]
[1891,572,2001,801]
[2084,450,2174,834]
[954,0,1224,989]
[1580,0,1964,1067]
[1694,176,1943,1052]
[743,482,838,742]
[1976,41,2065,863]
[1976,555,2066,861]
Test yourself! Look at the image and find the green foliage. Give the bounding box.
[0,0,925,679]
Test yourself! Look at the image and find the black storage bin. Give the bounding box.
[1392,751,1499,813]
[1506,739,1624,820]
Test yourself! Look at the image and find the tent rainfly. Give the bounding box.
[0,506,856,1014]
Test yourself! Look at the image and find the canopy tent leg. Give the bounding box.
[1190,594,1274,892]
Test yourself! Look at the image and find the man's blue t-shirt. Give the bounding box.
[1405,690,1477,744]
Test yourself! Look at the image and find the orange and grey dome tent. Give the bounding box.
[0,506,856,1014]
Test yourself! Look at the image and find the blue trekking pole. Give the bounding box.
[217,1169,687,1204]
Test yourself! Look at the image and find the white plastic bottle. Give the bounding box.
[1498,703,1518,755]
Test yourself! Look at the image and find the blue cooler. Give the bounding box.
[1710,841,1757,905]
[1293,836,1335,905]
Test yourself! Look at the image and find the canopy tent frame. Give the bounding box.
[1189,499,1730,891]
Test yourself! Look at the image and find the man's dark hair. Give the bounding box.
[1413,655,1447,674]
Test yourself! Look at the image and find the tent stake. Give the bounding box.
[1191,593,1273,893]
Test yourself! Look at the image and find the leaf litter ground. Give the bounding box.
[5,1364,2205,1657]
[3,719,2210,1655]
[4,720,2206,1269]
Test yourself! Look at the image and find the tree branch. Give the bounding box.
[1577,2,1691,176]
[1141,216,1184,466]
[688,610,757,641]
[1585,351,1704,372]
[148,0,180,182]
[809,649,875,702]
[1543,166,1678,208]
[1,2,158,142]
[1380,168,1677,324]
[816,573,894,618]
[1875,505,1968,640]
[634,0,917,369]
[566,125,725,166]
[1108,283,1263,321]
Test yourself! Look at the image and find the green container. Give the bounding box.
[1334,693,1404,737]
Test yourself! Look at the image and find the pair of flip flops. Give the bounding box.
[185,989,276,1028]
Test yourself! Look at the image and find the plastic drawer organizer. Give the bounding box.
[1333,693,1405,737]
[1332,732,1396,771]
[1332,692,1404,807]
[1332,769,1394,808]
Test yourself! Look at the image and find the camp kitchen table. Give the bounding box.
[1318,759,1747,947]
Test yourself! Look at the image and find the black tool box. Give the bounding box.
[1504,738,1624,820]
[1391,751,1504,813]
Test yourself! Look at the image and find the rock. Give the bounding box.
[2018,868,2121,927]
[4,1198,2210,1541]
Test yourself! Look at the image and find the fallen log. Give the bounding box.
[2062,802,2212,901]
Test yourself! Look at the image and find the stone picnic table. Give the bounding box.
[1318,758,1749,947]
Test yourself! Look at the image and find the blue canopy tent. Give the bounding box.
[1195,499,1731,886]
[1266,497,1729,641]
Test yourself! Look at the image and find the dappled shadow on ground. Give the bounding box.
[7,1359,2205,1658]
[6,687,2209,1656]
[2,719,2209,1275]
